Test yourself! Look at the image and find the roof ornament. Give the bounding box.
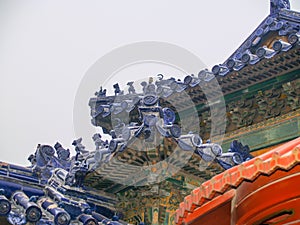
[141,77,156,95]
[270,0,291,15]
[72,137,89,161]
[92,133,108,150]
[157,74,164,80]
[113,83,123,95]
[127,81,136,94]
[54,142,70,161]
[95,86,107,97]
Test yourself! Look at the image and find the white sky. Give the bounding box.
[1,0,300,166]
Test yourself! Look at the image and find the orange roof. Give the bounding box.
[175,137,300,224]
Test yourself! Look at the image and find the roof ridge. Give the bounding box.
[210,0,300,76]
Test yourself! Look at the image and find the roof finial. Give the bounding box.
[270,0,291,15]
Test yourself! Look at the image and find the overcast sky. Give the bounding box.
[1,0,300,166]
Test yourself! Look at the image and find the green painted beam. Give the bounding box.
[221,115,300,152]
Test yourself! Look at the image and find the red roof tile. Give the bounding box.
[175,137,300,224]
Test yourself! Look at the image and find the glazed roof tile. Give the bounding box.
[175,137,300,224]
[91,12,300,131]
[211,3,300,76]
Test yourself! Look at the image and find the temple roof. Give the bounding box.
[211,0,300,77]
[1,1,300,225]
[90,1,300,134]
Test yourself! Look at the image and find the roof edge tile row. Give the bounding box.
[175,137,300,224]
